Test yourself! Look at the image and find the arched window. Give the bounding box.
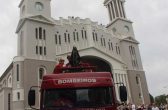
[39,46,43,55]
[103,38,106,47]
[8,76,12,87]
[124,26,129,33]
[38,67,46,80]
[92,30,98,42]
[44,47,46,55]
[68,34,70,43]
[59,35,61,45]
[55,34,58,44]
[39,27,42,39]
[101,37,103,46]
[8,93,11,110]
[39,68,44,80]
[16,64,19,81]
[17,92,20,100]
[111,42,113,50]
[43,29,46,40]
[35,2,44,11]
[64,33,67,42]
[20,31,24,56]
[38,66,46,107]
[73,29,79,42]
[84,30,87,39]
[9,77,12,83]
[35,28,38,39]
[136,76,139,84]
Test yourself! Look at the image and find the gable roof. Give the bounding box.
[28,15,55,23]
[106,18,132,28]
[16,15,55,33]
[0,63,13,82]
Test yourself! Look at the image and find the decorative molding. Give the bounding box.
[16,15,55,33]
[106,17,132,28]
[121,36,139,44]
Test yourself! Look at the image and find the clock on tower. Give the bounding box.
[19,0,51,18]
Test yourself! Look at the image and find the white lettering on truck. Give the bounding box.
[58,78,96,84]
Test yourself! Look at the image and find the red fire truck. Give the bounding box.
[28,47,127,110]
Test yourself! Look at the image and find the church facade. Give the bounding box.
[0,0,150,109]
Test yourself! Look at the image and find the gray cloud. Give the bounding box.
[0,0,18,76]
[126,0,168,96]
[0,0,167,96]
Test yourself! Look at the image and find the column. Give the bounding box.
[139,77,145,104]
[107,4,112,21]
[118,1,123,17]
[113,0,119,17]
[118,0,123,17]
[109,1,115,20]
[121,1,126,18]
[114,73,120,100]
[116,0,122,17]
[125,74,132,103]
[111,1,116,19]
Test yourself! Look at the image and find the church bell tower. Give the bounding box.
[19,0,51,18]
[104,0,135,38]
[104,0,126,22]
[16,0,54,59]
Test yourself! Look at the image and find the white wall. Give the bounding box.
[0,90,4,110]
[13,89,24,101]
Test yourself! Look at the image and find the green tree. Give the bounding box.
[155,94,167,106]
[149,93,154,103]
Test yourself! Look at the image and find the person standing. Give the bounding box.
[66,55,71,67]
[152,104,159,110]
[131,104,136,110]
[53,59,65,74]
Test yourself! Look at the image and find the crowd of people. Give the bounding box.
[117,103,168,110]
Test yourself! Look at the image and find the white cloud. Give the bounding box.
[0,0,168,97]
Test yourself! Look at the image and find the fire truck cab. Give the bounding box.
[28,71,127,110]
[28,47,127,110]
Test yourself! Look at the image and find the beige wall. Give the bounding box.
[0,90,4,110]
[0,88,12,110]
[127,70,150,105]
[23,59,56,109]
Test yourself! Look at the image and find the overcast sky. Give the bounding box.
[0,0,168,97]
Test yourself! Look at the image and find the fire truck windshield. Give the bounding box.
[43,87,113,109]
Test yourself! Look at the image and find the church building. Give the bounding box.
[0,0,150,109]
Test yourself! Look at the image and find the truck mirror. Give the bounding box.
[119,86,127,102]
[28,90,36,106]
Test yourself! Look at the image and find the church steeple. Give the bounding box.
[19,0,51,18]
[104,0,126,22]
[104,0,135,38]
